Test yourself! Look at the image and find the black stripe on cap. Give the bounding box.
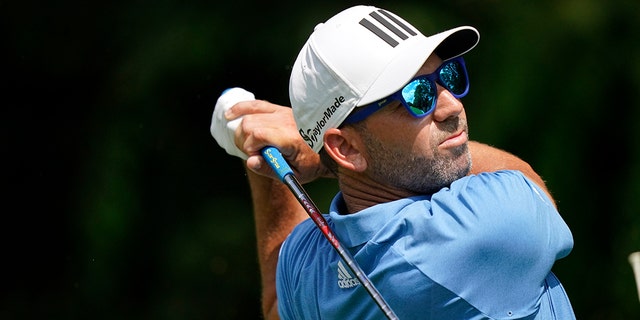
[370,11,408,40]
[359,18,399,47]
[359,9,417,48]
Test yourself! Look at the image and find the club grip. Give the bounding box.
[261,146,293,181]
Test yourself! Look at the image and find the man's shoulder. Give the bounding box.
[469,169,526,180]
[437,169,551,212]
[452,169,529,190]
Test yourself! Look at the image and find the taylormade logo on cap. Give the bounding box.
[289,5,479,153]
[298,95,345,150]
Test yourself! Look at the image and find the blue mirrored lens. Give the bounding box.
[440,60,466,95]
[401,78,436,115]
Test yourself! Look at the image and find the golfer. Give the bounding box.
[212,5,575,319]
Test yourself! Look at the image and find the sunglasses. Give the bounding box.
[343,56,469,125]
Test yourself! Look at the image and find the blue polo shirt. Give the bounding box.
[276,170,574,319]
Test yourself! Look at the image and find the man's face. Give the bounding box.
[356,55,472,195]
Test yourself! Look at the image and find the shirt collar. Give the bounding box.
[328,192,429,247]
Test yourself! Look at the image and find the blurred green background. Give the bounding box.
[4,0,640,319]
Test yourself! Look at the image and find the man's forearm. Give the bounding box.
[246,166,308,318]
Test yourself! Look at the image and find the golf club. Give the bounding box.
[261,146,399,320]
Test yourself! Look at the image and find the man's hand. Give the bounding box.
[225,99,333,184]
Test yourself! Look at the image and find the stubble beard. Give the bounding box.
[360,129,472,195]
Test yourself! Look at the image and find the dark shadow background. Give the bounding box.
[3,0,640,319]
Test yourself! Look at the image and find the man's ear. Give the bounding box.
[323,127,367,172]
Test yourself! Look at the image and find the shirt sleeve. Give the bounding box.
[401,170,573,318]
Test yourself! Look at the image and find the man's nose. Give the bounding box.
[431,86,464,122]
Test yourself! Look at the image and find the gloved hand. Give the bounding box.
[210,87,255,160]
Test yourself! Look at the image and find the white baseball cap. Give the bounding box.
[289,5,480,153]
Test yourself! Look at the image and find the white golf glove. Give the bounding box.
[210,87,255,160]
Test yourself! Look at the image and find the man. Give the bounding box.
[211,5,574,320]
